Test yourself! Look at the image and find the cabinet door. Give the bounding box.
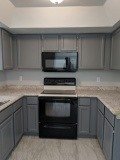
[42,35,59,52]
[112,118,120,160]
[2,30,13,69]
[0,115,14,160]
[0,129,2,160]
[97,109,104,148]
[111,31,120,69]
[17,35,41,69]
[103,118,114,160]
[90,98,97,136]
[79,34,105,69]
[78,106,90,136]
[14,107,23,145]
[12,36,18,69]
[104,35,111,69]
[27,105,38,134]
[0,29,3,70]
[60,35,77,51]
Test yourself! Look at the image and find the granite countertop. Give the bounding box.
[0,86,120,119]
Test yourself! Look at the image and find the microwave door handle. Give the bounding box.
[65,57,69,70]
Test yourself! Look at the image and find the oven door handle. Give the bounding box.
[43,124,71,130]
[50,98,71,102]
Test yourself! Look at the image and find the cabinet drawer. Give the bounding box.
[0,105,14,124]
[26,97,38,105]
[98,100,105,114]
[79,98,91,106]
[105,107,115,127]
[13,99,23,112]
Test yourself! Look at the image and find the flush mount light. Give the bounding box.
[50,0,64,4]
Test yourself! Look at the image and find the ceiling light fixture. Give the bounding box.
[50,0,64,5]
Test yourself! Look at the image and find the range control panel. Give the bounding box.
[44,78,76,86]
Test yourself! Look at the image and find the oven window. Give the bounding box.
[45,102,70,117]
[45,59,66,69]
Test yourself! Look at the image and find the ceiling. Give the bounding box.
[9,0,107,7]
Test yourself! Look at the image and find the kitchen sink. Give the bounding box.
[0,100,10,106]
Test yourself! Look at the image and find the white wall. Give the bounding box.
[0,0,120,30]
[104,0,120,25]
[11,6,111,28]
[4,70,120,86]
[0,0,15,26]
[0,1,120,30]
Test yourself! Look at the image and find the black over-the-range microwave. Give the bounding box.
[42,52,78,72]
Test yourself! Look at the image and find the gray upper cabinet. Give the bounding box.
[111,30,120,70]
[103,118,114,160]
[12,36,18,69]
[14,107,23,145]
[79,34,105,69]
[2,30,13,70]
[0,115,14,160]
[104,35,111,69]
[42,35,59,52]
[17,35,41,69]
[60,35,77,51]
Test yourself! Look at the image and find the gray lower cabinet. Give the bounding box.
[112,118,120,160]
[23,97,39,135]
[0,115,14,160]
[78,98,97,137]
[111,30,120,70]
[27,104,39,134]
[42,35,59,52]
[14,107,23,145]
[79,34,105,69]
[90,98,97,136]
[103,118,114,160]
[97,109,104,148]
[78,105,90,136]
[60,35,77,51]
[17,35,41,69]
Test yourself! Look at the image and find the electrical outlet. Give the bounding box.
[97,77,101,83]
[19,76,23,82]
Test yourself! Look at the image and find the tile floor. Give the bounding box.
[9,136,106,160]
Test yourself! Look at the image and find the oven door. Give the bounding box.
[39,97,78,124]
